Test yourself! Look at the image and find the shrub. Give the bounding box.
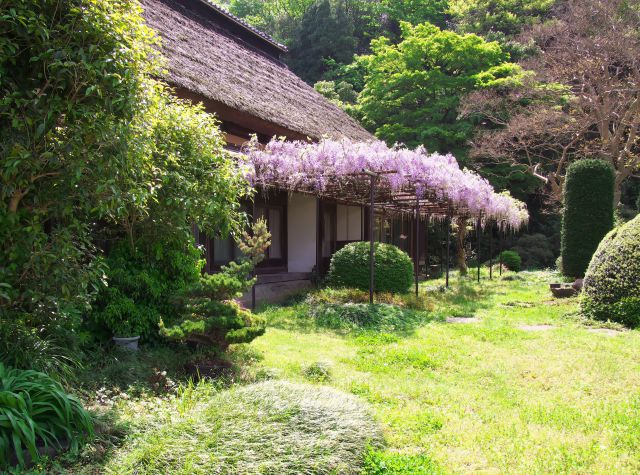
[108,381,383,474]
[499,250,522,272]
[91,238,202,340]
[0,364,93,469]
[0,320,76,382]
[512,233,555,269]
[160,297,266,351]
[581,214,640,326]
[328,242,414,293]
[561,159,615,277]
[159,219,270,351]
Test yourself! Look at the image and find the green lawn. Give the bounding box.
[56,270,640,474]
[248,270,640,474]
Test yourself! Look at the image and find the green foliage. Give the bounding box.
[561,159,615,278]
[0,364,93,470]
[582,214,640,327]
[512,233,555,269]
[328,242,414,293]
[449,0,555,36]
[499,250,521,272]
[236,217,272,266]
[1,0,250,369]
[91,238,201,339]
[358,22,526,155]
[302,361,333,382]
[0,0,157,372]
[287,0,356,84]
[0,320,77,383]
[160,300,265,351]
[314,80,358,105]
[159,219,270,351]
[363,448,443,474]
[381,0,450,29]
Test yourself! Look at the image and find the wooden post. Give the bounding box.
[425,214,430,279]
[368,174,376,304]
[414,197,419,296]
[446,212,451,288]
[489,221,493,280]
[439,220,444,274]
[251,200,257,310]
[499,223,503,276]
[477,216,481,283]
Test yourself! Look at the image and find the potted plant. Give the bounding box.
[92,288,155,351]
[108,314,141,350]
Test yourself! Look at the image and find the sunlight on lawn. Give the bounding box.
[252,270,640,474]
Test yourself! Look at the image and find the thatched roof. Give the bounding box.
[140,0,373,142]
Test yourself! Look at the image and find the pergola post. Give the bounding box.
[251,200,257,310]
[476,216,482,283]
[369,175,375,304]
[489,221,494,280]
[499,223,503,276]
[439,220,444,274]
[425,214,430,279]
[361,170,380,304]
[414,196,419,296]
[446,211,451,288]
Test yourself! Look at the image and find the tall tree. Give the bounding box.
[463,0,640,205]
[358,22,525,156]
[287,0,357,84]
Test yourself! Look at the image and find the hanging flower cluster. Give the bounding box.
[246,137,528,228]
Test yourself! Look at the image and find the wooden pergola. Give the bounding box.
[255,167,504,304]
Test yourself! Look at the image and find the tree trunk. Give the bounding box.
[455,218,468,275]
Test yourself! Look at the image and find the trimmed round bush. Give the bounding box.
[328,242,414,293]
[561,159,614,277]
[109,381,383,474]
[499,250,521,272]
[581,214,640,326]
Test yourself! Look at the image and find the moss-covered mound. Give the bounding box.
[581,215,640,326]
[109,381,383,474]
[328,242,414,293]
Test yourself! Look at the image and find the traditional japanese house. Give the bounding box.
[142,0,417,300]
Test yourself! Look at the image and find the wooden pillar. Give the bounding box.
[489,221,494,280]
[446,212,451,288]
[414,197,419,296]
[477,216,481,283]
[499,223,503,276]
[439,220,444,274]
[251,201,259,310]
[369,175,376,304]
[425,214,430,279]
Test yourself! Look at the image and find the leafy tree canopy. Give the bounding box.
[358,22,526,156]
[287,0,357,83]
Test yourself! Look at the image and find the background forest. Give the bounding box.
[222,0,640,265]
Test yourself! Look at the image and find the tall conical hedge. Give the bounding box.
[561,159,614,277]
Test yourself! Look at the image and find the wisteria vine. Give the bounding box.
[245,137,528,228]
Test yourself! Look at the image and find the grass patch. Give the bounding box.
[251,269,640,473]
[47,269,640,473]
[106,380,382,474]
